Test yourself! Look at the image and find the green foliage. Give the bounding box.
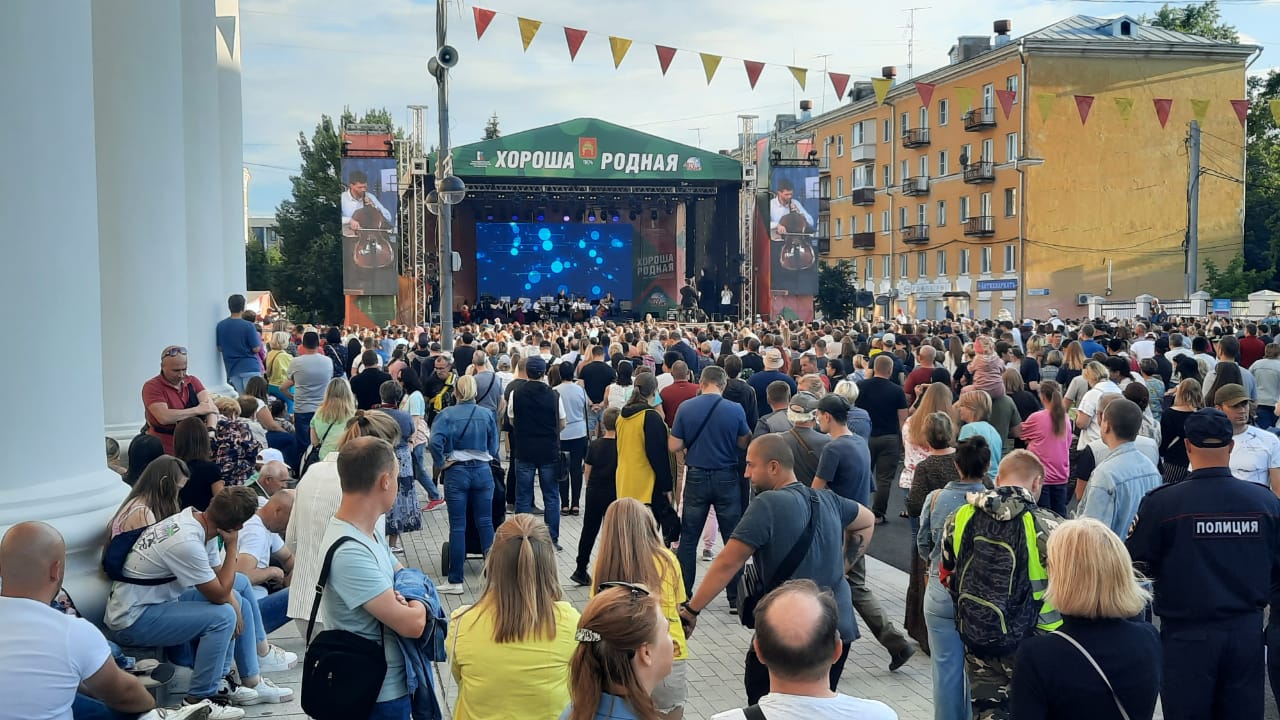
[1142,1,1238,42]
[245,240,275,290]
[1244,71,1280,289]
[816,260,860,321]
[1201,255,1270,299]
[483,112,501,140]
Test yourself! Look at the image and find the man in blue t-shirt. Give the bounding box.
[215,294,263,393]
[748,349,798,419]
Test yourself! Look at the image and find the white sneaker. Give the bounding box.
[437,582,465,595]
[243,677,294,705]
[215,678,259,706]
[257,644,298,673]
[182,699,243,720]
[142,701,214,720]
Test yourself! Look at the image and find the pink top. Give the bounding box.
[966,354,1006,399]
[1020,409,1072,485]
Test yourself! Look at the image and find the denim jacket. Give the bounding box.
[917,480,988,577]
[428,401,499,467]
[1078,442,1161,538]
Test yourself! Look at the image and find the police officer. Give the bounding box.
[1126,408,1280,720]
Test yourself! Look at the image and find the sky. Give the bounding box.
[240,0,1278,216]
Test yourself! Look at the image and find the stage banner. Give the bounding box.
[340,157,399,296]
[632,222,679,317]
[452,117,741,181]
[767,165,820,297]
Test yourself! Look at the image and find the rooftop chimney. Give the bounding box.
[994,19,1012,47]
[881,66,897,79]
[799,99,813,122]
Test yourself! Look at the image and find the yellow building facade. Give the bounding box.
[802,15,1256,320]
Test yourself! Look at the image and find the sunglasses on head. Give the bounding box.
[162,346,188,359]
[597,581,651,598]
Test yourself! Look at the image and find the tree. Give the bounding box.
[483,112,501,140]
[1142,0,1238,42]
[1201,255,1269,298]
[273,115,345,323]
[1244,70,1280,289]
[245,240,273,290]
[816,260,860,321]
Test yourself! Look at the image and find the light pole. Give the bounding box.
[427,0,464,350]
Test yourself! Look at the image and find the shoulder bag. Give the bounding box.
[680,395,725,452]
[301,536,388,720]
[789,427,818,467]
[735,486,819,628]
[1053,631,1131,720]
[301,421,338,476]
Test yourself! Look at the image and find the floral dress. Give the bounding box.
[382,407,422,535]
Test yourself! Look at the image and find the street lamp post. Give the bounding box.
[428,0,464,350]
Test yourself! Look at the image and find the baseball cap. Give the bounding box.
[1184,408,1234,448]
[816,393,850,418]
[257,448,284,466]
[882,332,896,346]
[525,356,547,377]
[764,349,785,369]
[1213,383,1250,408]
[787,391,820,422]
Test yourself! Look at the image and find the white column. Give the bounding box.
[217,0,247,294]
[183,0,230,394]
[94,0,192,440]
[0,0,127,621]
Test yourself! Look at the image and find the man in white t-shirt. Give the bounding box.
[711,579,897,720]
[1074,375,1123,450]
[105,488,294,714]
[1214,384,1280,492]
[235,490,295,635]
[0,522,211,720]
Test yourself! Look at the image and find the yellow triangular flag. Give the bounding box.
[788,66,807,90]
[955,86,975,111]
[517,17,541,51]
[608,36,632,68]
[1191,98,1211,123]
[1114,97,1134,123]
[700,53,722,85]
[872,77,893,105]
[1271,99,1280,125]
[1036,92,1055,122]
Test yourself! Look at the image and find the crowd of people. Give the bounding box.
[8,290,1280,720]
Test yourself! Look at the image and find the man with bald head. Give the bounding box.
[0,522,211,719]
[679,434,876,704]
[711,580,897,719]
[235,490,296,634]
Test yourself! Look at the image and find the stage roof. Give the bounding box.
[448,118,741,183]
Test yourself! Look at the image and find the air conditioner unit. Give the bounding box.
[743,163,757,182]
[411,158,428,175]
[1076,293,1091,306]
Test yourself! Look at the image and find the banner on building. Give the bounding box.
[340,157,399,296]
[767,166,820,296]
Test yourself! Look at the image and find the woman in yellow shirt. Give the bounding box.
[266,331,293,414]
[450,514,579,720]
[592,499,687,720]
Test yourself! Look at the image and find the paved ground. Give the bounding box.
[237,497,938,720]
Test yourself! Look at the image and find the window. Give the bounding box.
[982,138,994,162]
[856,165,874,188]
[865,258,872,280]
[937,200,947,227]
[883,165,891,188]
[866,213,874,233]
[982,83,994,110]
[919,107,929,130]
[850,216,858,234]
[939,99,949,126]
[960,196,971,222]
[1006,132,1018,163]
[1006,74,1019,100]
[937,249,947,276]
[1004,244,1017,272]
[850,171,856,192]
[917,251,927,277]
[834,218,842,237]
[980,191,992,217]
[900,254,909,279]
[881,210,890,234]
[836,135,844,157]
[819,177,830,198]
[852,121,864,146]
[883,119,891,143]
[981,246,993,274]
[836,177,844,198]
[901,112,910,132]
[1004,187,1017,217]
[961,143,972,167]
[917,203,927,225]
[938,150,949,176]
[898,206,908,230]
[900,160,909,184]
[851,258,858,278]
[960,248,971,275]
[883,255,891,278]
[919,155,929,178]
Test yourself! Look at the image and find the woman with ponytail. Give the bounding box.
[563,585,674,720]
[450,514,580,720]
[1019,379,1072,516]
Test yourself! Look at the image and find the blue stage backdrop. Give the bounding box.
[475,222,634,301]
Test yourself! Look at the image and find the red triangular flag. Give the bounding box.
[563,27,587,61]
[829,72,851,100]
[655,45,677,75]
[995,89,1016,119]
[915,81,935,108]
[1153,98,1174,128]
[744,60,765,89]
[473,7,496,40]
[1230,99,1249,128]
[1074,95,1095,124]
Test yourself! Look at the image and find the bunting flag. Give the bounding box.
[955,86,975,111]
[744,60,765,89]
[1272,99,1280,125]
[608,36,632,68]
[915,81,936,108]
[995,89,1016,119]
[1074,95,1095,124]
[1035,93,1055,122]
[1230,99,1250,128]
[1114,97,1135,123]
[700,53,722,84]
[655,45,677,76]
[829,72,851,100]
[517,17,541,51]
[563,27,587,61]
[473,6,496,40]
[1191,98,1210,123]
[871,77,893,105]
[1153,98,1174,128]
[788,66,807,90]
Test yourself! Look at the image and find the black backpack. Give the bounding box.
[323,344,345,378]
[102,526,178,586]
[950,504,1042,657]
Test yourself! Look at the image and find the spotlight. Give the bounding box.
[588,212,597,223]
[629,210,638,221]
[650,209,659,221]
[563,214,571,222]
[611,214,620,223]
[537,214,545,222]
[512,214,519,221]
[486,214,494,221]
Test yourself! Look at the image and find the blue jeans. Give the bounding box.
[413,444,441,501]
[444,462,496,583]
[677,467,742,603]
[586,404,605,439]
[367,695,411,720]
[259,588,290,634]
[1038,483,1070,517]
[924,577,972,720]
[295,412,314,455]
[268,384,293,416]
[515,460,561,542]
[229,372,261,395]
[1258,405,1277,431]
[72,694,144,719]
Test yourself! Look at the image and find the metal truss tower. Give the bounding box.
[739,114,758,321]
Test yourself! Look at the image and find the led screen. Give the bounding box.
[475,222,633,300]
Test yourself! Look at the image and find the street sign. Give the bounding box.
[1212,298,1231,315]
[976,279,1018,292]
[1027,288,1050,296]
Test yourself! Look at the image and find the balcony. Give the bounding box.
[817,236,831,255]
[852,232,876,250]
[963,161,994,184]
[963,106,997,131]
[819,195,831,214]
[901,176,930,196]
[851,187,876,206]
[901,224,930,244]
[901,128,931,148]
[851,142,877,164]
[963,215,995,236]
[819,155,831,171]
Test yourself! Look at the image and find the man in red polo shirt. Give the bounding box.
[143,345,218,454]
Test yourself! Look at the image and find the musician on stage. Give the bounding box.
[679,278,701,321]
[341,170,394,234]
[769,177,813,241]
